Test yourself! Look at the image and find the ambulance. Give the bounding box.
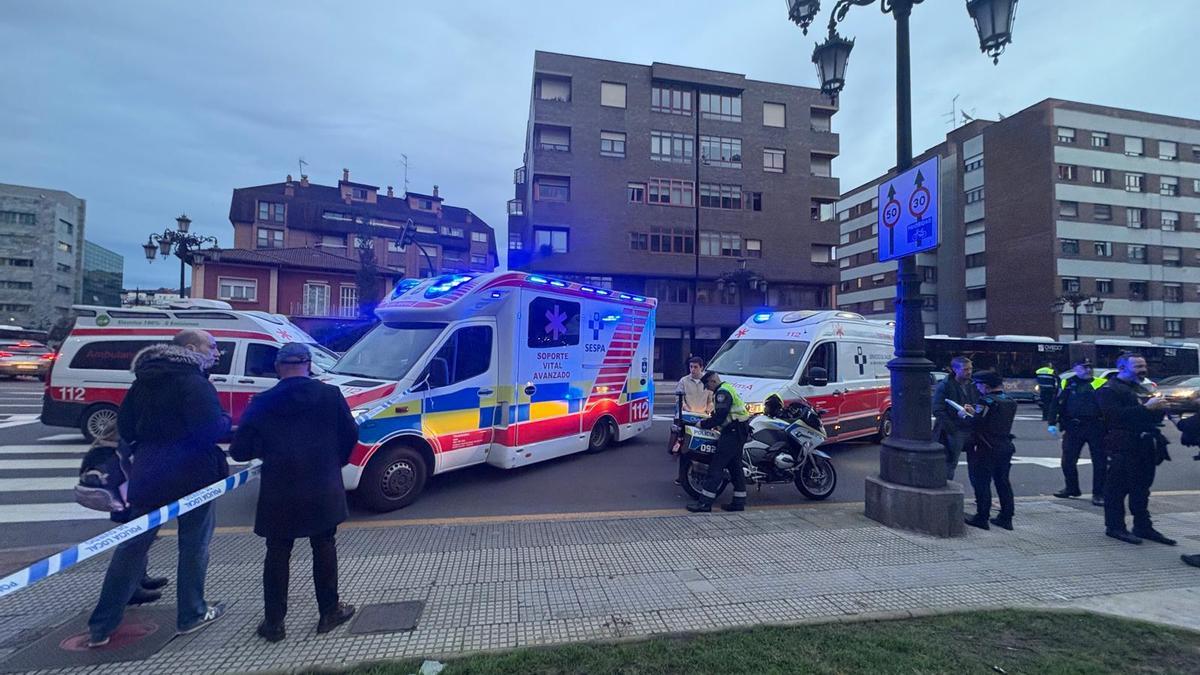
[42,304,335,441]
[326,271,656,511]
[705,310,896,443]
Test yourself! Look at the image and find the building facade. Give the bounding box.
[81,240,124,306]
[507,51,842,380]
[836,99,1200,343]
[0,183,86,330]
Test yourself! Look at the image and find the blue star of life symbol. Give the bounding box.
[545,305,568,340]
[588,312,604,340]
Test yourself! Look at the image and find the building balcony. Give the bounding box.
[808,175,842,200]
[507,199,525,216]
[288,302,360,319]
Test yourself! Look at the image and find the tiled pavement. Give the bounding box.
[0,494,1198,673]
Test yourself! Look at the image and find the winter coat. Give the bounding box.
[117,344,231,511]
[1049,375,1101,427]
[965,391,1018,455]
[229,376,358,539]
[932,377,978,442]
[1096,376,1164,459]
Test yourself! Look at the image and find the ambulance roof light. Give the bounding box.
[527,275,549,284]
[490,291,502,299]
[423,274,473,298]
[580,286,596,293]
[549,280,568,288]
[753,313,772,323]
[632,295,646,302]
[595,289,611,296]
[618,294,632,300]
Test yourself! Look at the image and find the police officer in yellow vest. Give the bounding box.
[1036,363,1057,422]
[687,371,751,513]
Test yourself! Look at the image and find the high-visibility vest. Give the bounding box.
[1035,367,1056,387]
[718,382,750,422]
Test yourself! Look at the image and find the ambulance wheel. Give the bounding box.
[81,404,118,443]
[358,445,427,512]
[875,410,893,441]
[586,418,616,453]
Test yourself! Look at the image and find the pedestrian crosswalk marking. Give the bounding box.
[0,459,84,470]
[959,456,1091,469]
[0,503,109,523]
[38,433,82,442]
[0,414,40,430]
[0,445,88,455]
[0,477,79,492]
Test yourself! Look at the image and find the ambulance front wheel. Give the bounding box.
[81,404,118,443]
[358,445,428,512]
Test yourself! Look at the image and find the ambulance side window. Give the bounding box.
[527,297,580,348]
[424,326,492,389]
[69,340,167,370]
[804,342,838,384]
[244,344,278,378]
[211,341,236,376]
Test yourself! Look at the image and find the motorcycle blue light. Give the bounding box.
[753,313,772,323]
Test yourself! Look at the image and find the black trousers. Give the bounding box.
[1039,388,1055,421]
[701,425,747,501]
[1061,421,1106,495]
[1104,452,1156,533]
[967,446,1014,519]
[264,528,339,625]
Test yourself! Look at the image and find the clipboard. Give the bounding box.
[946,399,974,417]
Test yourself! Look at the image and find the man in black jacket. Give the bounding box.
[1098,353,1175,546]
[87,330,230,647]
[932,356,978,480]
[1049,358,1106,505]
[230,343,359,642]
[961,370,1018,531]
[1178,413,1200,568]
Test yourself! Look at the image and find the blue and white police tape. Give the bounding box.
[0,461,262,599]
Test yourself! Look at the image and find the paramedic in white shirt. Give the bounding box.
[675,357,714,415]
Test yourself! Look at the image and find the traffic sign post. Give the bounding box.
[877,155,939,261]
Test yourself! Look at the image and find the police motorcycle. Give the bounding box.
[675,373,837,501]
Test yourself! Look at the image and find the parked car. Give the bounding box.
[1154,375,1200,413]
[0,341,55,379]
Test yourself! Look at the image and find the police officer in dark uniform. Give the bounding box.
[1098,353,1175,546]
[961,370,1018,531]
[1036,363,1057,422]
[1049,358,1106,505]
[686,371,750,513]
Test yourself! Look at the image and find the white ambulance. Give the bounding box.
[324,271,656,511]
[705,310,896,443]
[42,305,336,440]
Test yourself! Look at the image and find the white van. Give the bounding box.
[42,305,336,440]
[323,271,657,511]
[705,310,896,442]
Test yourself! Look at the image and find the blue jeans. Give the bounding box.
[88,503,215,640]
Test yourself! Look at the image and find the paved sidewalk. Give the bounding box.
[1,493,1198,673]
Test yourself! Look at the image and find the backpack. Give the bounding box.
[74,440,132,513]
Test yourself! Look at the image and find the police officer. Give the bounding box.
[1036,362,1057,422]
[1098,353,1175,546]
[961,370,1018,531]
[1049,358,1106,505]
[686,371,750,513]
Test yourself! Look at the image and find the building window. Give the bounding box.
[257,201,285,223]
[1098,315,1115,331]
[1194,178,1200,194]
[966,252,985,268]
[600,81,626,108]
[811,244,834,264]
[1160,176,1179,196]
[1056,127,1075,143]
[0,211,36,225]
[1094,204,1112,221]
[1165,318,1183,338]
[745,239,762,258]
[600,131,626,158]
[1057,164,1077,181]
[872,300,886,312]
[339,286,358,316]
[1058,201,1079,217]
[964,156,984,172]
[534,228,568,254]
[1128,244,1147,263]
[627,182,646,203]
[651,85,691,115]
[763,102,785,128]
[508,231,523,251]
[763,148,786,173]
[1127,207,1145,228]
[218,277,258,302]
[1165,283,1183,302]
[506,199,524,215]
[650,131,694,163]
[1159,141,1178,160]
[57,263,72,273]
[1130,317,1149,338]
[440,226,464,238]
[966,188,985,204]
[256,228,284,248]
[0,280,32,289]
[470,254,487,266]
[350,187,369,201]
[1091,168,1110,184]
[1094,241,1112,257]
[56,284,71,294]
[810,154,833,178]
[1163,247,1182,267]
[647,178,694,206]
[1096,278,1113,294]
[699,135,742,168]
[699,92,741,122]
[965,287,986,301]
[647,280,692,304]
[649,226,695,254]
[1124,136,1144,156]
[1125,173,1144,192]
[1091,132,1110,148]
[56,241,72,253]
[535,74,570,101]
[1060,239,1079,255]
[1061,277,1080,292]
[699,183,743,210]
[1162,211,1180,230]
[319,235,346,248]
[699,231,742,257]
[536,125,570,152]
[302,283,330,316]
[811,111,832,132]
[533,175,570,202]
[629,232,648,251]
[743,191,763,211]
[471,231,488,244]
[1129,281,1147,300]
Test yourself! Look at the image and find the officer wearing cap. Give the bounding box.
[686,371,750,513]
[1048,358,1107,505]
[959,370,1018,530]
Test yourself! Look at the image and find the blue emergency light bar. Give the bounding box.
[549,280,568,288]
[424,274,474,298]
[390,278,422,299]
[753,313,772,323]
[527,275,549,284]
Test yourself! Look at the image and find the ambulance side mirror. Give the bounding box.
[806,367,829,388]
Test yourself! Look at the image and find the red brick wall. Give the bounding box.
[200,263,272,311]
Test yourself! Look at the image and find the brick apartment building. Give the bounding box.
[0,183,86,330]
[193,170,498,324]
[836,98,1200,343]
[507,51,841,379]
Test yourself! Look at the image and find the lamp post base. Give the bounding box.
[864,474,965,538]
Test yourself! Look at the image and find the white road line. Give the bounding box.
[0,415,40,430]
[0,477,78,492]
[0,459,83,470]
[0,445,88,455]
[0,404,41,408]
[958,456,1090,469]
[38,433,83,442]
[0,503,108,523]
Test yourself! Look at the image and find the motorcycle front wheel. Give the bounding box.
[679,459,726,501]
[795,456,837,500]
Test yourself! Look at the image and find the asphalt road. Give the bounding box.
[1,378,1197,575]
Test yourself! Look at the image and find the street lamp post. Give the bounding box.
[788,0,1018,537]
[717,258,768,325]
[142,214,220,298]
[1051,292,1103,341]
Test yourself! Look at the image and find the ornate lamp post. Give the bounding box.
[789,0,1018,537]
[717,259,768,324]
[142,214,220,298]
[1051,292,1103,341]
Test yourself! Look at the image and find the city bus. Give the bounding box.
[925,335,1066,401]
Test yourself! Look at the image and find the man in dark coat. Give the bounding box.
[932,356,978,480]
[230,342,359,642]
[1098,353,1175,546]
[87,330,230,647]
[1048,358,1106,505]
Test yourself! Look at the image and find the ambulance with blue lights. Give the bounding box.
[325,272,657,511]
[705,310,896,443]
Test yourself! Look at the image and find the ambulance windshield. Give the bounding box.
[707,339,810,380]
[329,322,445,381]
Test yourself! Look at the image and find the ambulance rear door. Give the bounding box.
[513,289,585,459]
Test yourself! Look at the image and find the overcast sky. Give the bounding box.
[2,0,1197,289]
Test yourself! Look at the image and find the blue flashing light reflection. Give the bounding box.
[753,313,772,323]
